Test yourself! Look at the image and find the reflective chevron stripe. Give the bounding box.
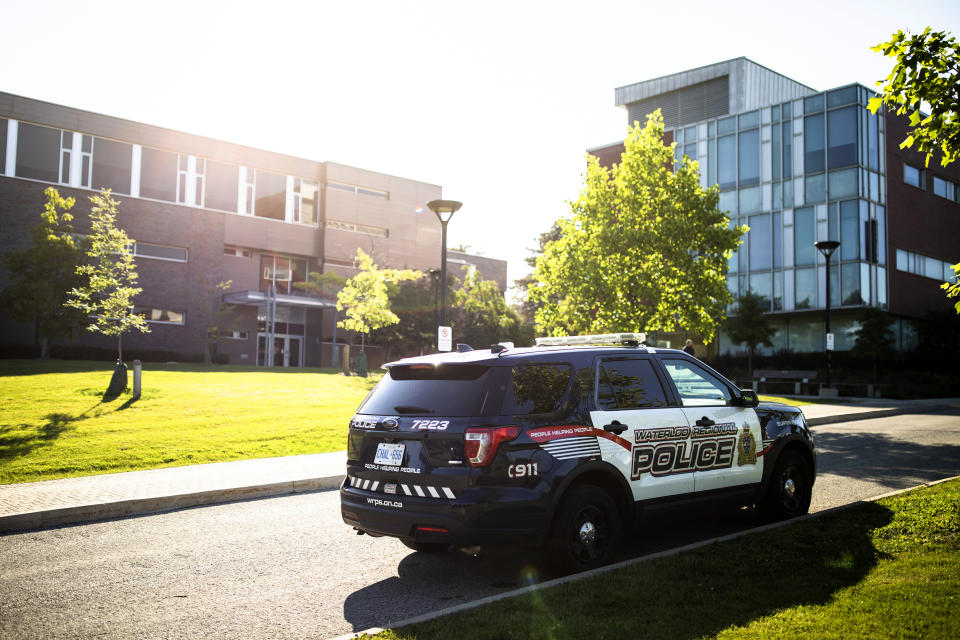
[540,436,602,460]
[348,475,455,500]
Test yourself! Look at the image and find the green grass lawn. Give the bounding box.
[0,359,379,484]
[372,479,960,640]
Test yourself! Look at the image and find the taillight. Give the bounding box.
[465,426,519,467]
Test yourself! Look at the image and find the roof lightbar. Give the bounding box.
[534,332,647,347]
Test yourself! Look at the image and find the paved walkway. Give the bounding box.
[2,398,958,534]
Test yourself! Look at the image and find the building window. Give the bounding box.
[139,147,178,201]
[903,163,924,189]
[244,168,255,215]
[805,173,826,203]
[827,106,858,168]
[91,137,132,194]
[782,120,793,177]
[135,307,185,325]
[804,114,825,173]
[738,128,759,186]
[896,249,958,282]
[254,170,285,220]
[0,117,7,174]
[15,122,61,183]
[327,181,389,199]
[293,179,319,225]
[220,330,248,340]
[133,242,188,262]
[795,267,817,309]
[933,176,958,202]
[841,262,863,305]
[748,214,771,270]
[717,134,736,190]
[205,159,239,212]
[794,207,816,266]
[325,220,389,238]
[828,167,858,200]
[840,200,860,261]
[259,254,307,295]
[224,246,251,258]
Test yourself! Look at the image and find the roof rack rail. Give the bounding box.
[534,332,647,347]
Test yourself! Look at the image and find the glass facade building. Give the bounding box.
[671,84,888,353]
[595,57,960,355]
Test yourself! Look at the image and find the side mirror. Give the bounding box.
[736,389,760,407]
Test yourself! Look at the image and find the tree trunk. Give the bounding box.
[39,336,49,360]
[117,333,123,363]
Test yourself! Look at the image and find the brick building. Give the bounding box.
[0,92,506,366]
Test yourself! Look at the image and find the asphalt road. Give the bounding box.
[2,410,959,640]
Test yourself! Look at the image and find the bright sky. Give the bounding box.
[5,0,960,298]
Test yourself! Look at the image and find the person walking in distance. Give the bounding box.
[683,339,696,356]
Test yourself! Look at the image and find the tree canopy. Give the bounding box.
[529,110,745,343]
[724,291,776,374]
[64,189,148,361]
[0,187,87,358]
[869,28,960,167]
[336,248,421,350]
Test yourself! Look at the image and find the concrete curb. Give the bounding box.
[803,403,954,427]
[330,473,960,640]
[0,475,344,534]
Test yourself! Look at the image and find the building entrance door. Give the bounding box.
[257,335,303,367]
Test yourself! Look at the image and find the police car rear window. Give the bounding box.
[357,365,492,416]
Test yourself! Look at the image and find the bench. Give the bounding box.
[752,369,818,395]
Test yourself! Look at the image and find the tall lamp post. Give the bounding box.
[426,200,462,327]
[815,240,840,391]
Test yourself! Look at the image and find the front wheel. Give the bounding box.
[546,485,621,575]
[760,451,812,520]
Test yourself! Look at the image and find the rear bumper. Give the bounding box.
[339,480,553,548]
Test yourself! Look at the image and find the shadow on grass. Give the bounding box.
[0,402,103,462]
[345,502,895,639]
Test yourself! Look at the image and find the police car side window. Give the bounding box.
[597,359,667,410]
[500,364,573,415]
[662,359,732,407]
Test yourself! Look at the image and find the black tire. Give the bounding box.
[401,540,450,554]
[761,451,812,520]
[546,485,621,575]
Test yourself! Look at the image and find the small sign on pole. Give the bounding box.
[826,332,835,351]
[438,326,452,352]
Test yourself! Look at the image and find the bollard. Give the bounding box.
[133,360,142,399]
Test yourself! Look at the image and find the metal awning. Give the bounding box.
[223,290,336,309]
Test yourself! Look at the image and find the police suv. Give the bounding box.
[340,333,815,573]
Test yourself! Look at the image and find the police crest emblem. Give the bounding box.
[737,424,757,466]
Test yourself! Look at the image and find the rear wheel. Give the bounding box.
[401,540,450,553]
[761,451,812,520]
[546,485,621,575]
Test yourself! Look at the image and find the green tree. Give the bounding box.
[294,270,348,300]
[530,110,745,342]
[852,307,895,386]
[944,263,960,314]
[724,291,776,375]
[0,187,87,358]
[337,248,420,351]
[452,269,532,349]
[196,280,237,364]
[65,189,148,362]
[868,28,960,313]
[371,276,443,359]
[514,222,562,325]
[868,28,960,167]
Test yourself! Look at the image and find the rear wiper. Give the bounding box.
[394,405,434,414]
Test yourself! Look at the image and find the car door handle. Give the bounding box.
[603,420,628,435]
[695,417,715,427]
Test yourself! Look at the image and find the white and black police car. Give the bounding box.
[340,333,815,573]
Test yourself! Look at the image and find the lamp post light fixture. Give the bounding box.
[426,199,462,328]
[815,240,841,392]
